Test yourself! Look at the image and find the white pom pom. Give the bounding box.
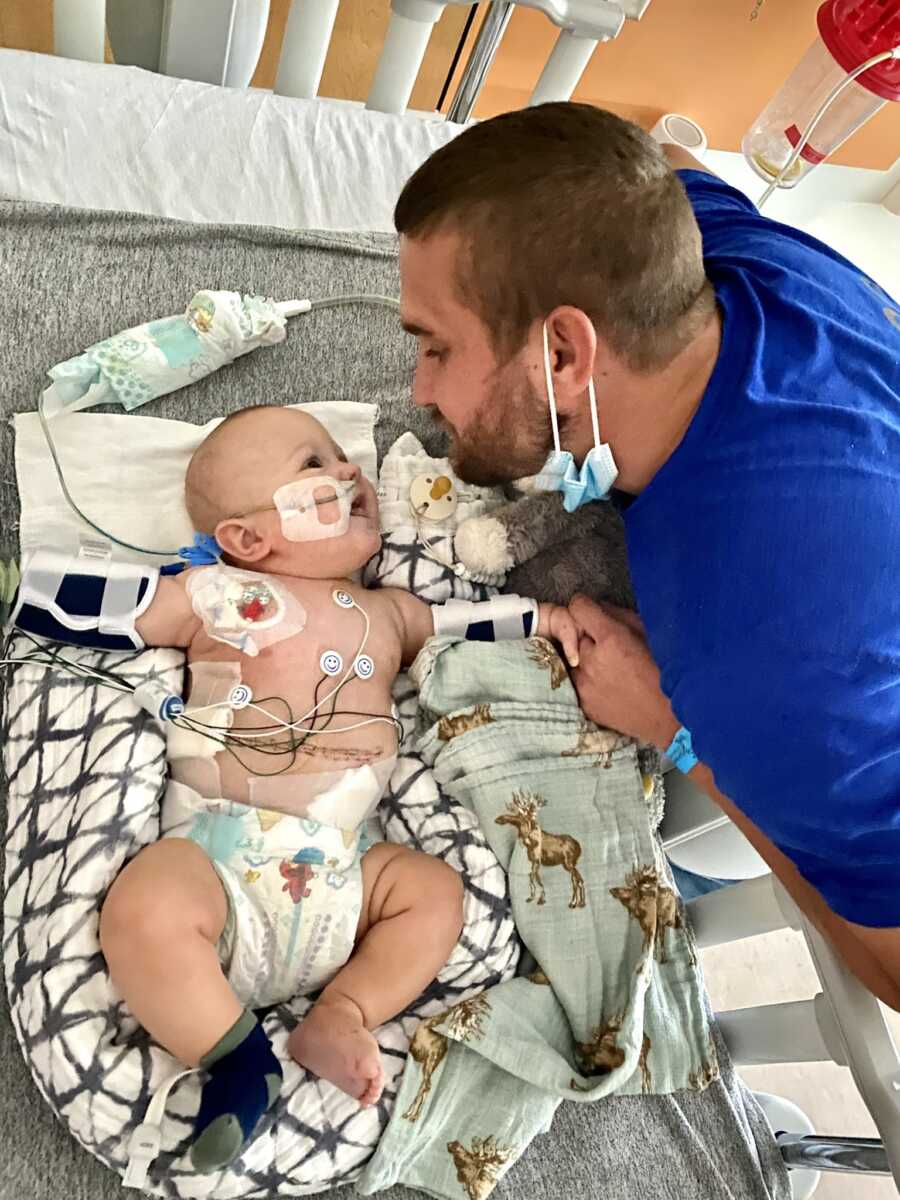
[454,516,515,575]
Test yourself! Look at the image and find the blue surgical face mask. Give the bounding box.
[532,320,618,512]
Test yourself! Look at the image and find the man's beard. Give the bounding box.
[440,365,553,487]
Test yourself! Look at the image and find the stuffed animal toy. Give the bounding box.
[454,491,635,608]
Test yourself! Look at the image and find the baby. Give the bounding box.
[97,405,577,1172]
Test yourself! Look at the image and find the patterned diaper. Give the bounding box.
[161,763,391,1009]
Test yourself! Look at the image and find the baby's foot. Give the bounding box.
[288,995,384,1106]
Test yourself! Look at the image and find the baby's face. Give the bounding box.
[208,409,381,578]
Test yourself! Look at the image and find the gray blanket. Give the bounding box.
[0,199,787,1200]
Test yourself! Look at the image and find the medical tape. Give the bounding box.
[16,547,74,615]
[433,595,538,642]
[246,755,396,825]
[167,660,238,767]
[168,753,223,801]
[274,477,356,543]
[187,566,306,657]
[98,561,146,638]
[492,593,538,640]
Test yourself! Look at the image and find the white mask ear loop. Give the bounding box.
[587,376,601,451]
[544,320,601,454]
[542,321,562,455]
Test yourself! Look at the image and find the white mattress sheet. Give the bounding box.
[0,50,464,230]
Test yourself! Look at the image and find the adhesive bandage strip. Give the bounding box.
[433,594,539,642]
[273,477,356,542]
[11,545,159,651]
[247,755,397,824]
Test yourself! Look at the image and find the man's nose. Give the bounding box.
[412,372,433,411]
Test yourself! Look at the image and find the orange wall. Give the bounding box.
[472,0,900,170]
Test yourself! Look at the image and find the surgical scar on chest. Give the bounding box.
[295,743,384,765]
[229,733,384,766]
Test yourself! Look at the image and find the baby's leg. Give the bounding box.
[288,844,464,1106]
[100,838,239,1064]
[100,839,282,1171]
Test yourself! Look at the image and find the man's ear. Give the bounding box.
[544,306,598,413]
[214,518,271,563]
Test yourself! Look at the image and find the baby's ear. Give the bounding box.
[215,518,270,563]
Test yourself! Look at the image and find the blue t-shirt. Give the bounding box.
[624,170,900,927]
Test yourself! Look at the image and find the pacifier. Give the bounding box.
[409,473,458,522]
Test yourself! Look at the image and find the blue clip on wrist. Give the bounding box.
[665,726,698,774]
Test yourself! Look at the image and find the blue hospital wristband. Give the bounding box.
[665,726,698,774]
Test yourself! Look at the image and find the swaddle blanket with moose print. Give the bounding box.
[360,635,718,1200]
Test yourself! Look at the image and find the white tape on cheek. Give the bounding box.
[273,477,354,542]
[186,566,307,656]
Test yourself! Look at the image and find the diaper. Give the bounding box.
[161,761,392,1009]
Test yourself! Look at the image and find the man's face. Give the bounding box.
[399,231,551,486]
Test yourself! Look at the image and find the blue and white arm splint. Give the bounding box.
[433,595,539,642]
[11,544,159,653]
[11,544,189,721]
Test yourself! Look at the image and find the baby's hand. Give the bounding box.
[537,603,580,668]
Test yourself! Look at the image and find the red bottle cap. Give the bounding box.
[818,0,900,101]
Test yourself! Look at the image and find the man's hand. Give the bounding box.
[567,599,900,1010]
[568,595,679,747]
[537,603,580,668]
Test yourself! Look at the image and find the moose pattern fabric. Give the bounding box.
[359,636,717,1200]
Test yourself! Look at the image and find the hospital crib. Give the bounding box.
[50,1,900,1194]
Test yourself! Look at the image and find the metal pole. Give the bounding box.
[776,1134,890,1176]
[446,1,514,124]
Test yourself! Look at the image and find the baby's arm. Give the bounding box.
[136,574,201,648]
[381,589,435,666]
[381,588,578,666]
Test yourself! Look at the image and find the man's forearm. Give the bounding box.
[689,763,900,1012]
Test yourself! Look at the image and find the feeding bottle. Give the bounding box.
[743,0,900,187]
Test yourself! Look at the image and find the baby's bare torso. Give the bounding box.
[184,571,403,809]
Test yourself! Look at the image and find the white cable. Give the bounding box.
[758,47,899,209]
[542,321,562,453]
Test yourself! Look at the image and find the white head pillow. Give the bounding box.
[14,402,378,566]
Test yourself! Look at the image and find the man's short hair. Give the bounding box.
[395,103,714,372]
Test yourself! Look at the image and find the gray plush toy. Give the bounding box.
[455,491,664,799]
[454,491,635,608]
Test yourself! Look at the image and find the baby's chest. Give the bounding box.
[294,586,402,685]
[188,569,399,674]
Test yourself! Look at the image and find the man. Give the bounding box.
[395,103,900,1009]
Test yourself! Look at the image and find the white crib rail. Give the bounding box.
[274,0,341,100]
[54,0,105,62]
[688,873,900,1186]
[366,0,449,115]
[529,30,609,108]
[52,0,651,117]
